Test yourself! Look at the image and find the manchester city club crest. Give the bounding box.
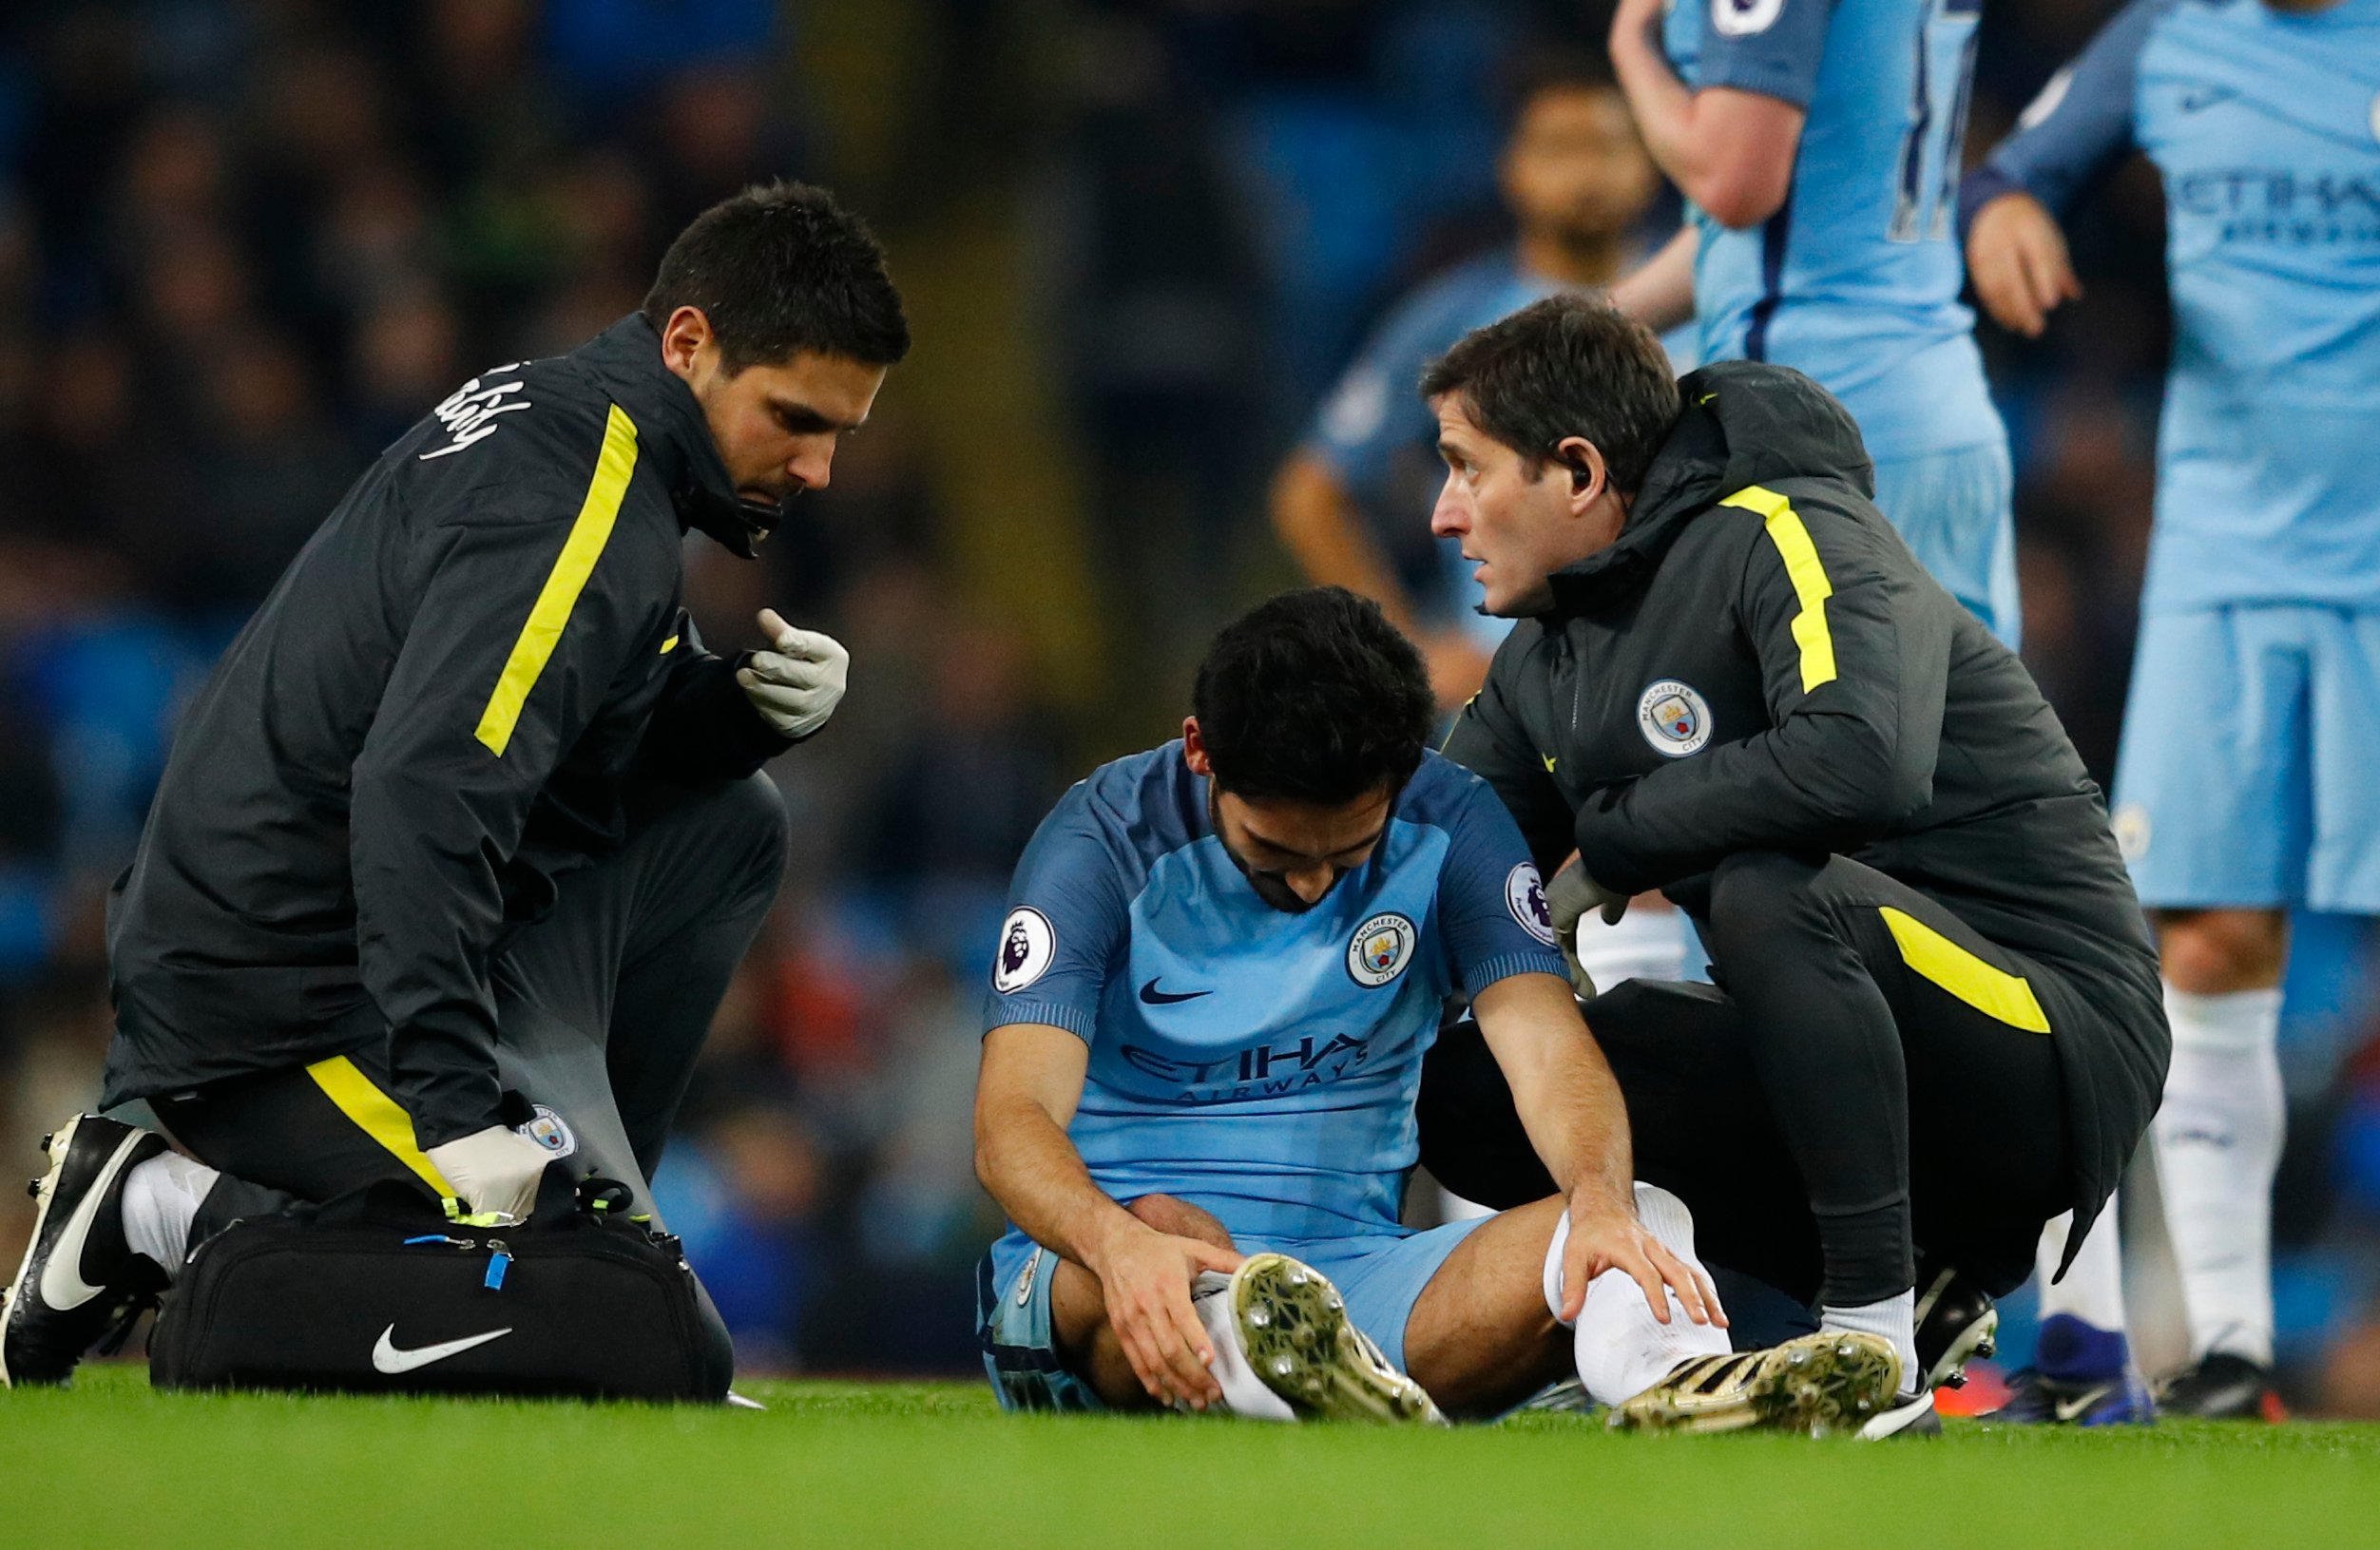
[1346,911,1417,988]
[1636,679,1714,758]
[514,1103,578,1158]
[991,906,1057,993]
[1506,863,1560,947]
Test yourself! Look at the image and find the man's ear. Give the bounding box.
[1553,436,1609,512]
[659,305,715,378]
[1181,717,1212,775]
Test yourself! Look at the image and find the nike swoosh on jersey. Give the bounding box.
[2180,86,2237,112]
[1139,978,1213,1005]
[2053,1384,2114,1423]
[37,1129,151,1312]
[371,1324,514,1374]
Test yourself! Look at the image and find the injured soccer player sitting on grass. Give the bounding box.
[969,586,1901,1432]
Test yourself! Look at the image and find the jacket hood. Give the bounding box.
[573,315,776,558]
[1543,361,1875,614]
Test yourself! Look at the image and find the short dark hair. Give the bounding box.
[1419,295,1680,494]
[1192,587,1433,807]
[642,182,911,372]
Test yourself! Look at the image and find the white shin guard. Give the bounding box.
[1188,1272,1295,1421]
[1545,1183,1731,1406]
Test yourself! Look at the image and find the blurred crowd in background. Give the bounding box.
[2,0,2378,1405]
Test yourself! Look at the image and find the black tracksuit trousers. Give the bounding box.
[160,772,787,1247]
[1422,850,2088,1311]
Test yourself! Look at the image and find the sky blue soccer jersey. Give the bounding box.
[1966,0,2380,611]
[1303,251,1576,653]
[1661,0,2002,463]
[981,743,1567,1295]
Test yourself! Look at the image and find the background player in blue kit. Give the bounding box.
[1963,0,2380,1423]
[1272,63,1661,713]
[1274,63,1688,1005]
[1605,0,2018,645]
[970,588,1903,1431]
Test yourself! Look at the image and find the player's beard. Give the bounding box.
[1207,788,1323,915]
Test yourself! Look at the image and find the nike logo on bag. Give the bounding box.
[2053,1385,2113,1423]
[38,1132,148,1311]
[371,1324,514,1374]
[1139,978,1212,1005]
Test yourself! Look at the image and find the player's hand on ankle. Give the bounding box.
[1088,1224,1244,1411]
[738,607,849,739]
[426,1124,553,1225]
[1557,1196,1726,1331]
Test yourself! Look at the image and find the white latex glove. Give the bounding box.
[425,1124,553,1225]
[737,607,849,739]
[1545,856,1634,999]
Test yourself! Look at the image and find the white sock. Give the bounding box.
[1573,903,1690,992]
[1189,1271,1295,1422]
[2154,984,2284,1367]
[1548,1182,1730,1406]
[1821,1292,1916,1394]
[119,1152,220,1280]
[2036,1203,2127,1331]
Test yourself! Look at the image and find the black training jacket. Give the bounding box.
[103,316,797,1147]
[1442,360,2168,1253]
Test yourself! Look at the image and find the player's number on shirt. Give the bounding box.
[1889,0,1983,243]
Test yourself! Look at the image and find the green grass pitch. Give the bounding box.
[8,1366,2380,1548]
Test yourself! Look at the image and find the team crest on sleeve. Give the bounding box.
[991,907,1057,994]
[1507,864,1561,947]
[1347,912,1418,988]
[1637,679,1714,758]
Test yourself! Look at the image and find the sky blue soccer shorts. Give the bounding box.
[1871,440,2019,650]
[976,1216,1488,1413]
[2113,604,2380,914]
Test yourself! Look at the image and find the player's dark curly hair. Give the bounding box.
[1192,587,1434,806]
[643,181,911,372]
[1419,294,1679,494]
